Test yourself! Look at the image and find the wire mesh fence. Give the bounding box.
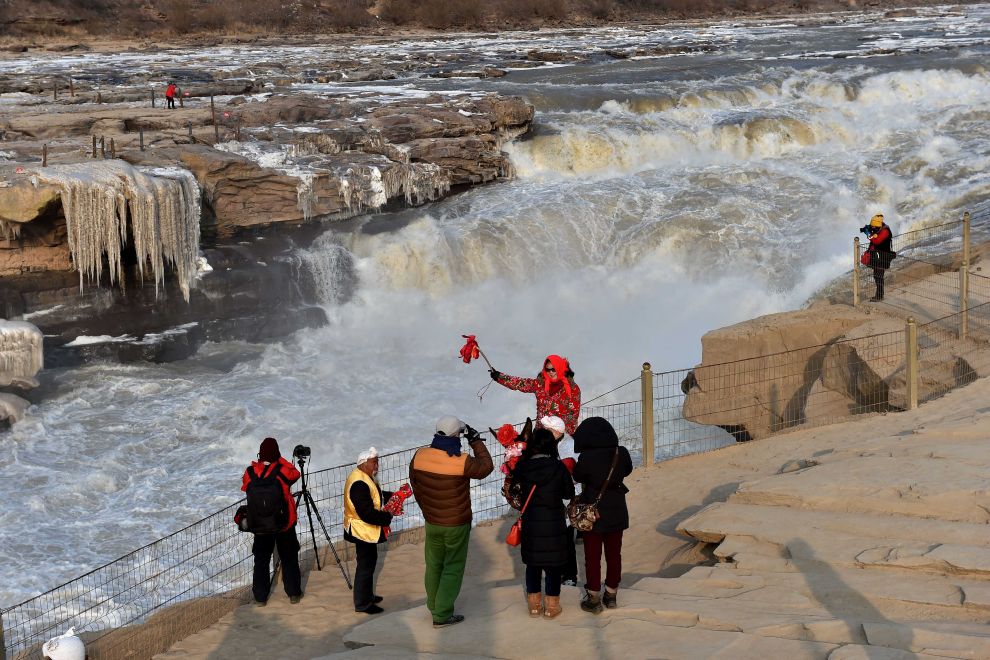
[5,212,990,660]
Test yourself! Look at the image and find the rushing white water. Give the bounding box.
[3,7,990,608]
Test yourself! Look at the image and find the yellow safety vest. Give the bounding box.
[344,468,383,543]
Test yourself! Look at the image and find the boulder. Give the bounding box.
[682,305,873,441]
[0,178,61,223]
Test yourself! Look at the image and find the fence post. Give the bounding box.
[853,236,861,307]
[960,212,971,339]
[211,95,219,143]
[69,77,74,97]
[91,135,97,158]
[641,363,655,466]
[42,143,47,167]
[151,88,156,108]
[905,317,918,410]
[99,136,105,159]
[1,607,6,660]
[139,128,145,151]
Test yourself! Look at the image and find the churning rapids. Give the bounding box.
[4,5,990,607]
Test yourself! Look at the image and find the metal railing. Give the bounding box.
[4,210,990,660]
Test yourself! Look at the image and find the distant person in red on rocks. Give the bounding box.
[165,81,177,109]
[490,355,581,434]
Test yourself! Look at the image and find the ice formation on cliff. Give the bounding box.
[36,162,201,301]
[0,319,43,388]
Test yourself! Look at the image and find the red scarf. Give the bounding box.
[542,354,572,398]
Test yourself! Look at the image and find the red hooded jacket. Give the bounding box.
[241,457,301,531]
[494,354,582,434]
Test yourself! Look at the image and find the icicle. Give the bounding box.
[296,172,316,222]
[35,162,200,302]
[0,319,43,387]
[0,220,21,240]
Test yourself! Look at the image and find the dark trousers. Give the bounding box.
[166,96,175,109]
[525,564,562,597]
[352,539,379,611]
[873,267,885,300]
[252,529,301,602]
[583,530,623,592]
[563,526,578,582]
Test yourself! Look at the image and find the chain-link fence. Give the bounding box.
[5,212,990,660]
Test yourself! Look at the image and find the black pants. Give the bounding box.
[873,267,885,300]
[352,538,379,611]
[252,529,301,602]
[525,565,563,597]
[166,96,175,109]
[563,526,578,583]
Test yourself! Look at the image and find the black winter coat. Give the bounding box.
[572,417,633,534]
[512,454,575,567]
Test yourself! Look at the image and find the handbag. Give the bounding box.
[505,485,537,547]
[567,449,619,532]
[860,250,872,266]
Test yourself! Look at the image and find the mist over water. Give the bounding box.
[4,6,990,606]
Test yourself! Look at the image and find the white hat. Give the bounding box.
[540,416,566,435]
[43,627,85,660]
[357,447,378,465]
[436,415,465,437]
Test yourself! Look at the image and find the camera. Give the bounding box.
[462,424,480,441]
[293,444,311,459]
[860,225,878,236]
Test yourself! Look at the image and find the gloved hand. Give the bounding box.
[489,368,502,381]
[463,424,482,443]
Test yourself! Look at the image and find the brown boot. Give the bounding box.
[527,592,543,617]
[543,595,562,619]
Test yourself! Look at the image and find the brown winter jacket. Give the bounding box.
[410,438,494,527]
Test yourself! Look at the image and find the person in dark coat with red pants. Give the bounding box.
[511,428,575,619]
[571,417,633,614]
[241,437,303,605]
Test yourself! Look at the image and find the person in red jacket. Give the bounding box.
[241,437,303,605]
[490,355,582,435]
[165,81,177,109]
[862,213,895,301]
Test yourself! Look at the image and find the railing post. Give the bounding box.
[960,212,970,339]
[641,363,654,466]
[905,317,918,410]
[211,95,219,143]
[1,607,6,660]
[853,236,861,307]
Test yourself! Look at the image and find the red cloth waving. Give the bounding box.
[493,355,582,434]
[459,335,480,364]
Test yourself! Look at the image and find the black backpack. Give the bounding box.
[245,463,289,534]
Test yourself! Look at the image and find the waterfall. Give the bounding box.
[36,162,201,301]
[0,320,43,387]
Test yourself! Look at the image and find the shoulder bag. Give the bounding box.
[505,485,537,547]
[567,448,619,532]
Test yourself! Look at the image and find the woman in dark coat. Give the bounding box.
[571,416,633,613]
[511,428,575,619]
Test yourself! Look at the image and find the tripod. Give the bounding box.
[294,455,352,589]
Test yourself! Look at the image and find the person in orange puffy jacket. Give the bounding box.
[242,437,303,605]
[490,355,582,435]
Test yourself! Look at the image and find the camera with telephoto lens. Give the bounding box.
[293,444,311,459]
[860,225,879,236]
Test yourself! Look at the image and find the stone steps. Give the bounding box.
[731,453,990,524]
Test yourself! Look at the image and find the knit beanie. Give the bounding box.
[258,437,280,463]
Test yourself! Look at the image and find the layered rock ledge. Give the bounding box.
[0,92,533,363]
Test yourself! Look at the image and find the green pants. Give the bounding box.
[424,522,471,622]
